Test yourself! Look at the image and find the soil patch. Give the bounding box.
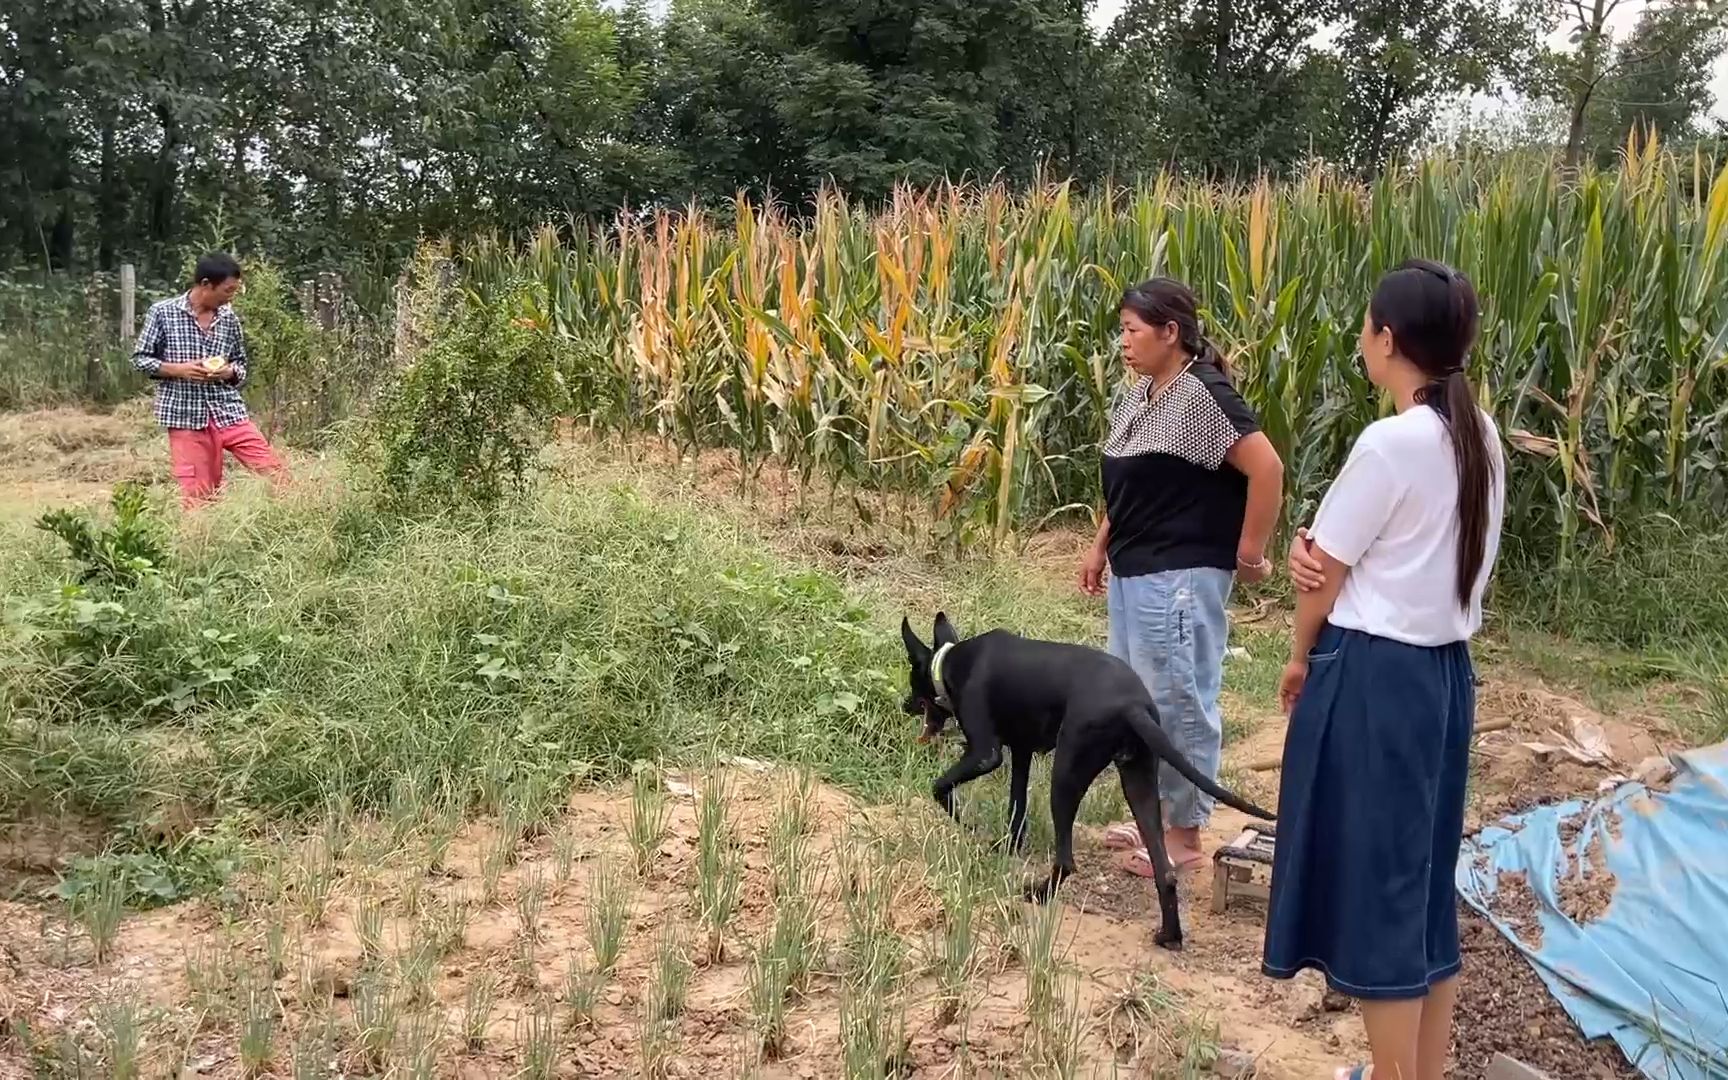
[1464,678,1680,834]
[0,771,1361,1079]
[1555,823,1618,928]
[1455,914,1637,1079]
[1490,870,1544,949]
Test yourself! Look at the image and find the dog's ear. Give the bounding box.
[933,611,959,647]
[901,616,930,661]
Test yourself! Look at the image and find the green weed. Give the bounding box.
[462,970,499,1049]
[354,888,386,963]
[647,923,693,1022]
[68,867,126,965]
[289,1015,336,1080]
[350,970,399,1073]
[36,482,169,587]
[237,978,277,1077]
[587,856,631,975]
[398,1008,444,1079]
[92,989,145,1080]
[747,946,791,1062]
[515,995,559,1080]
[627,764,670,878]
[552,825,578,883]
[695,770,743,963]
[294,840,337,927]
[562,954,602,1027]
[515,870,545,989]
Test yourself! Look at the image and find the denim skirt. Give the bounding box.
[1261,623,1476,1000]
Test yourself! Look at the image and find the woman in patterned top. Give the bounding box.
[1078,278,1284,874]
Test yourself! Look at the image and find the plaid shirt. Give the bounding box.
[131,293,252,429]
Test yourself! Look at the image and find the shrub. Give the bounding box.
[35,482,170,587]
[365,284,567,512]
[230,259,319,395]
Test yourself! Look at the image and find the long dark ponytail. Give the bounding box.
[1120,278,1232,383]
[1369,259,1492,611]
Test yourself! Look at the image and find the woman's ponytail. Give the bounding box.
[1434,369,1491,610]
[1189,331,1233,384]
[1374,260,1492,612]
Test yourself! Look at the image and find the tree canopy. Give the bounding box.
[1,0,1721,277]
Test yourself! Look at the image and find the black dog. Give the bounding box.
[901,612,1274,949]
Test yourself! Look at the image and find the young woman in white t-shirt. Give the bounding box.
[1261,260,1506,1080]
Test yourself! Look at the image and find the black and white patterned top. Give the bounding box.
[131,294,252,429]
[1100,362,1260,578]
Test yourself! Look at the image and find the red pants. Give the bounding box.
[167,419,286,508]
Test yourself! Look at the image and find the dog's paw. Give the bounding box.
[930,784,958,817]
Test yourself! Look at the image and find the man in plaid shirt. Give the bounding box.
[132,252,286,508]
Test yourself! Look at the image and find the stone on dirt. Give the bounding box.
[1486,1053,1557,1080]
[1213,1046,1258,1078]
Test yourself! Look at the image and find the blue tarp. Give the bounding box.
[1456,741,1728,1080]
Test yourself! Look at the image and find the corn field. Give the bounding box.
[453,138,1728,563]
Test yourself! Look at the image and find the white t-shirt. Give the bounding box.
[1310,405,1506,647]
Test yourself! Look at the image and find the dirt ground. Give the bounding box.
[1,412,1701,1077]
[2,769,1362,1078]
[1453,915,1638,1080]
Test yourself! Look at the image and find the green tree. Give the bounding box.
[1320,0,1544,172]
[1584,1,1727,158]
[2,0,1631,280]
[368,282,568,513]
[762,0,1092,198]
[1532,0,1727,166]
[995,0,1139,185]
[635,0,811,205]
[0,0,141,268]
[1107,0,1344,177]
[0,0,662,276]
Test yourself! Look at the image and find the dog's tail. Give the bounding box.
[1127,706,1275,821]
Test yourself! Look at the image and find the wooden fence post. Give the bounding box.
[119,264,136,340]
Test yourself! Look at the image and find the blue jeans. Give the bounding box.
[1107,567,1234,828]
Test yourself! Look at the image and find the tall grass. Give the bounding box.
[1,468,1091,830]
[454,141,1728,580]
[0,274,143,408]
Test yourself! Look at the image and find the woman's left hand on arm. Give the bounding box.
[1281,541,1350,715]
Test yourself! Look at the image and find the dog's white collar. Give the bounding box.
[930,642,956,709]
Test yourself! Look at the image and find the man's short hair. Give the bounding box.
[193,252,243,286]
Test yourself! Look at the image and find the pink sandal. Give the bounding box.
[1113,846,1208,878]
[1103,823,1142,850]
